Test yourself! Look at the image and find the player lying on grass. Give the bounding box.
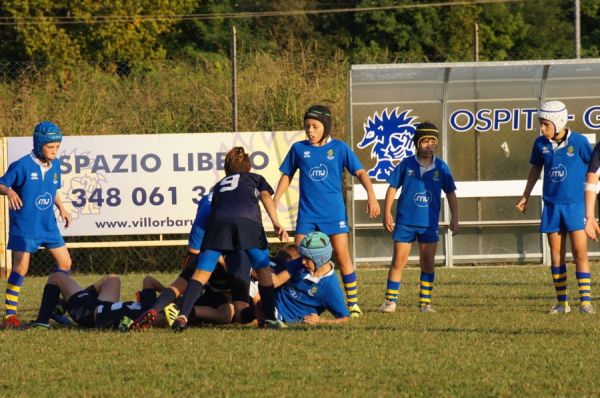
[137,251,258,327]
[249,232,349,325]
[22,272,146,329]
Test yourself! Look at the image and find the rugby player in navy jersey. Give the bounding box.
[516,101,594,314]
[380,122,459,314]
[159,146,287,331]
[0,121,73,329]
[22,273,144,330]
[274,105,380,318]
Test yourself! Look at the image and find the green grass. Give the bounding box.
[2,265,600,397]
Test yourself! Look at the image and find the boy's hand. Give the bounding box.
[367,197,381,218]
[59,209,72,228]
[515,196,528,213]
[274,224,288,242]
[585,218,600,241]
[383,213,394,232]
[6,189,23,210]
[449,217,459,235]
[303,313,321,325]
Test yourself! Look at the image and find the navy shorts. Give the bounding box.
[66,289,105,328]
[201,218,268,251]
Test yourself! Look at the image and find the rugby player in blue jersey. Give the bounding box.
[0,121,73,329]
[249,232,349,325]
[274,105,380,318]
[516,101,594,314]
[380,122,459,314]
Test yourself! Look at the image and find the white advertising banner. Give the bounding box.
[6,132,303,236]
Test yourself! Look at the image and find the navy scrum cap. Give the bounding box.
[304,105,332,136]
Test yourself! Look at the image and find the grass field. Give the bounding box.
[1,265,600,397]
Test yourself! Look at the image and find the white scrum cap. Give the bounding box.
[537,100,568,135]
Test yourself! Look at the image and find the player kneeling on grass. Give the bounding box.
[0,121,74,329]
[22,273,145,330]
[380,122,459,314]
[249,232,349,325]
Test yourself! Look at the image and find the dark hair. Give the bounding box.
[224,146,251,175]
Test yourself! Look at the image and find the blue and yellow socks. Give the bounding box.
[419,272,435,307]
[4,271,24,319]
[551,264,569,305]
[576,271,592,307]
[385,280,401,303]
[341,272,359,308]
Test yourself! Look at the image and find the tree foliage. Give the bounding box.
[0,0,592,65]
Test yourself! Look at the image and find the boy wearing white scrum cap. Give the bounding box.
[516,100,595,314]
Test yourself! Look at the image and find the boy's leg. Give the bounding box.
[380,241,411,313]
[418,242,437,312]
[47,246,72,272]
[246,247,282,328]
[570,230,595,313]
[2,251,30,328]
[31,273,82,326]
[170,250,220,331]
[96,275,121,302]
[547,232,571,314]
[330,233,361,317]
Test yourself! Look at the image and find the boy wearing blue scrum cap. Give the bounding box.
[0,121,73,329]
[380,122,459,314]
[516,101,594,315]
[252,232,349,324]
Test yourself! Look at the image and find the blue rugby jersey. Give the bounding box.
[208,172,273,224]
[279,139,364,224]
[530,131,592,204]
[387,156,456,228]
[275,257,349,323]
[0,154,62,240]
[188,193,212,251]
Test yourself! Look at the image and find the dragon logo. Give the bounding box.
[358,108,418,181]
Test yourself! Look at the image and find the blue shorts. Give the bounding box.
[392,224,439,243]
[196,248,270,272]
[540,202,585,233]
[296,220,349,235]
[7,235,65,253]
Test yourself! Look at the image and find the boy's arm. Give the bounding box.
[383,185,398,232]
[303,313,348,324]
[446,191,459,235]
[585,172,600,241]
[273,174,292,210]
[0,183,23,210]
[355,169,381,218]
[259,190,289,242]
[54,193,72,228]
[515,165,543,213]
[271,269,291,288]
